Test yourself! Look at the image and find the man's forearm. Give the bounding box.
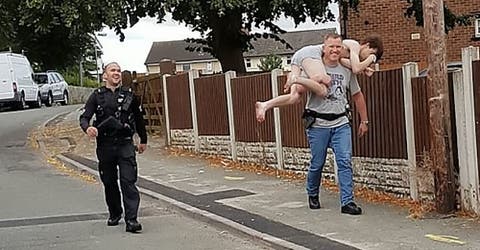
[352,92,368,121]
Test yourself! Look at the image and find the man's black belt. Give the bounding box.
[302,109,347,121]
[97,136,133,145]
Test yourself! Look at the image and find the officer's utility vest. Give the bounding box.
[94,86,136,137]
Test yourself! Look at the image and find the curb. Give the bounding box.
[55,154,309,250]
[36,108,353,250]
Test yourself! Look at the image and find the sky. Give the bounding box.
[96,4,339,73]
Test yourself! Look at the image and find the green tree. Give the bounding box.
[404,0,472,32]
[0,1,16,50]
[112,0,341,73]
[0,0,109,71]
[258,54,283,72]
[0,0,471,74]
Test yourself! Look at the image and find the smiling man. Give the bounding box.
[302,34,368,215]
[80,62,147,233]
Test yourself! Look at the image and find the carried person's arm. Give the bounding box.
[340,58,375,77]
[342,39,376,74]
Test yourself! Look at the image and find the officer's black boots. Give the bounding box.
[107,215,122,226]
[126,220,142,233]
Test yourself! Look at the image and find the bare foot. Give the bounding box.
[255,101,267,123]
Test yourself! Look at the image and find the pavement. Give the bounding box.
[36,106,480,250]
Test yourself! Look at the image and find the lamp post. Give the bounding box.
[340,0,348,39]
[94,32,107,84]
[79,57,84,87]
[94,46,99,83]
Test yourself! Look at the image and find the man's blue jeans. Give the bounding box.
[306,123,354,206]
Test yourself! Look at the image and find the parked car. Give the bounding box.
[33,71,69,106]
[0,52,41,109]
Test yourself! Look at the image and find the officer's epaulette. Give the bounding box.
[95,86,107,94]
[121,86,132,92]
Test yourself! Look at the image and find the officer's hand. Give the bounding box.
[86,126,98,138]
[358,122,368,137]
[137,143,147,154]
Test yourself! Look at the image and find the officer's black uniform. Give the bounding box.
[80,85,147,230]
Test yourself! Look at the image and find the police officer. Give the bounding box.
[80,62,147,233]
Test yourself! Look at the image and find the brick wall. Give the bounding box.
[344,0,480,69]
[170,132,415,197]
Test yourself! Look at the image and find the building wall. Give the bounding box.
[245,57,262,71]
[175,60,222,74]
[344,0,480,69]
[246,55,293,71]
[147,64,161,74]
[149,55,294,74]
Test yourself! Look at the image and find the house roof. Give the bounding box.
[144,28,336,65]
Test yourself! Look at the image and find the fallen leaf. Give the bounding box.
[425,234,466,245]
[224,176,245,181]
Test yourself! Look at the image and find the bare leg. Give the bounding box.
[302,58,331,86]
[256,85,305,123]
[283,65,302,93]
[284,58,329,97]
[293,76,328,97]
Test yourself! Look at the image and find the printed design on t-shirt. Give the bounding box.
[326,73,345,103]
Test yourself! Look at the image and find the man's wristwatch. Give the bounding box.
[360,120,369,125]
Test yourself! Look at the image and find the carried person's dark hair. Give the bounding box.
[362,35,383,61]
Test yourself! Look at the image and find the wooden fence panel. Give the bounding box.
[277,75,309,148]
[448,72,459,174]
[166,73,192,129]
[412,73,458,170]
[353,69,407,159]
[131,74,164,133]
[411,76,430,160]
[194,74,229,135]
[232,73,275,142]
[473,61,480,176]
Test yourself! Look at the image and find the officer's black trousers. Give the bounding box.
[96,142,139,221]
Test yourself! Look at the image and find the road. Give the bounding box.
[0,105,271,250]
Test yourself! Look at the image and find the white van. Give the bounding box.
[0,52,41,109]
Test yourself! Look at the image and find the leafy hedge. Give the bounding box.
[61,68,100,88]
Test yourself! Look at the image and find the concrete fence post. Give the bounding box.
[459,46,480,213]
[225,71,237,161]
[162,74,171,146]
[188,69,200,152]
[402,62,419,200]
[271,69,284,170]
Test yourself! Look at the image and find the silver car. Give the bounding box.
[33,71,69,106]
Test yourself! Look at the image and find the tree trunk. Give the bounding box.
[422,0,456,213]
[217,45,246,73]
[210,12,247,73]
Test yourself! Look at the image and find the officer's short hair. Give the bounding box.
[104,62,121,71]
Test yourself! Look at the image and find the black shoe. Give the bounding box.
[107,215,122,226]
[308,195,321,209]
[125,220,142,233]
[341,202,362,215]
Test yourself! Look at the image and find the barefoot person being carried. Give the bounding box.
[255,34,383,123]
